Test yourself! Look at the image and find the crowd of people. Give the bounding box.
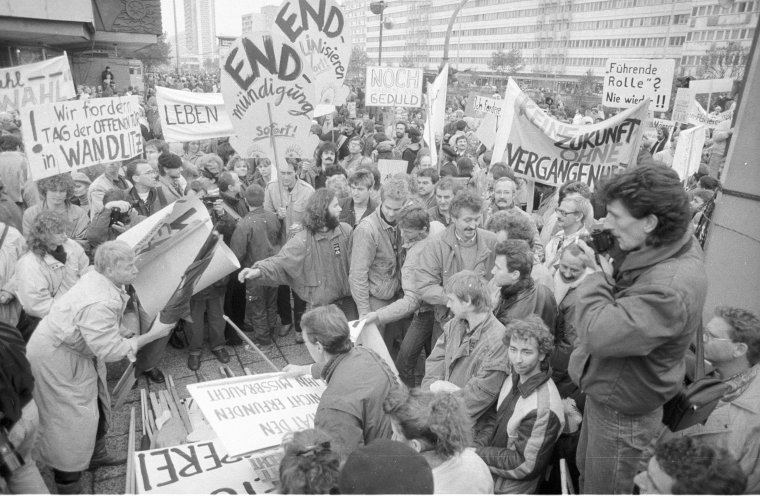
[0,67,756,496]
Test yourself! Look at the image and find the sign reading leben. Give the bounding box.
[155,86,234,142]
[187,374,326,457]
[20,95,142,181]
[603,58,675,112]
[365,66,423,107]
[135,439,279,494]
[0,55,76,112]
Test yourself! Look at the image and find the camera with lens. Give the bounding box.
[581,228,616,254]
[109,207,131,226]
[202,195,221,207]
[0,426,24,479]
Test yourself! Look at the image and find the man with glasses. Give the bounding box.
[544,195,591,270]
[125,160,168,218]
[655,306,760,493]
[568,165,707,494]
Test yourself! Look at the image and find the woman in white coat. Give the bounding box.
[26,241,174,494]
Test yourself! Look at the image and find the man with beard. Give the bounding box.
[418,190,497,347]
[305,142,338,190]
[350,177,409,354]
[427,177,461,227]
[491,239,557,332]
[485,177,533,225]
[393,121,411,156]
[240,188,356,320]
[264,159,314,343]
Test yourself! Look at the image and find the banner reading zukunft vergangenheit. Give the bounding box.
[492,78,647,190]
[0,55,76,112]
[20,95,142,181]
[273,0,352,116]
[221,30,319,160]
[187,373,326,457]
[155,86,234,142]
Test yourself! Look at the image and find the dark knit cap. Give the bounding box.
[338,439,434,494]
[158,152,183,170]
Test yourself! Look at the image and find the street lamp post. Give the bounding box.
[370,1,387,65]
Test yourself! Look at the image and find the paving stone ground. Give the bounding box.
[37,329,312,494]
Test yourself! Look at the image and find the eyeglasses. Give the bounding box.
[555,208,579,217]
[703,332,733,343]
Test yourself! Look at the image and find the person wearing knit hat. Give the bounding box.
[338,439,434,494]
[70,172,92,213]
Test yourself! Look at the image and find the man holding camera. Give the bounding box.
[568,165,707,494]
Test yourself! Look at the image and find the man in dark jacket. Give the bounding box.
[491,239,557,332]
[339,169,376,228]
[568,164,707,494]
[125,160,168,218]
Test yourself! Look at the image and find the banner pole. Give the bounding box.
[223,315,281,373]
[267,102,287,213]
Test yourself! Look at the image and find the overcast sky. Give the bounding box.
[159,0,282,38]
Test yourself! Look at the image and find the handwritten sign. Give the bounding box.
[671,125,706,180]
[274,0,352,111]
[646,118,676,142]
[686,100,733,129]
[134,439,278,494]
[187,374,326,456]
[20,96,142,181]
[377,159,408,183]
[493,78,647,189]
[365,66,423,107]
[155,86,234,142]
[672,88,695,122]
[0,55,76,112]
[603,58,675,112]
[466,93,503,118]
[221,30,319,160]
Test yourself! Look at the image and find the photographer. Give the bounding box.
[86,189,139,249]
[568,164,708,494]
[0,322,48,494]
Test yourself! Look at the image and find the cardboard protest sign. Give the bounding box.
[134,439,278,494]
[423,64,448,165]
[155,86,234,142]
[349,319,399,377]
[0,55,76,112]
[603,58,675,112]
[377,159,408,183]
[20,95,142,181]
[466,93,503,118]
[686,101,733,129]
[118,197,239,319]
[187,374,326,456]
[493,78,647,189]
[688,78,734,94]
[221,30,319,160]
[274,0,353,112]
[672,88,695,122]
[365,66,423,107]
[646,118,676,144]
[671,125,706,180]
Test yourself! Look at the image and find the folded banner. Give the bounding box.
[686,101,733,129]
[155,86,234,142]
[20,95,142,181]
[493,78,647,189]
[0,55,76,112]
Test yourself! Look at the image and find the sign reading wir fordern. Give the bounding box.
[603,58,675,112]
[365,66,423,107]
[187,373,326,457]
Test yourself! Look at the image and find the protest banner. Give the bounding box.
[20,95,142,181]
[134,439,278,494]
[603,58,675,112]
[671,125,706,180]
[423,63,448,165]
[672,88,695,122]
[686,100,733,129]
[155,86,234,142]
[492,78,647,190]
[118,197,239,319]
[221,29,319,161]
[0,55,76,112]
[365,66,423,107]
[377,159,408,183]
[187,374,326,456]
[646,118,676,145]
[274,0,353,114]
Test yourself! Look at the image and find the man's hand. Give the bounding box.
[104,200,131,212]
[364,312,379,325]
[429,380,461,393]
[111,222,127,234]
[277,207,287,219]
[238,267,261,282]
[282,364,312,378]
[0,290,14,304]
[576,238,613,276]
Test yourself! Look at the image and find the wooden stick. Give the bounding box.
[243,367,253,375]
[125,406,136,494]
[223,365,236,377]
[223,315,280,372]
[167,376,192,434]
[560,458,571,495]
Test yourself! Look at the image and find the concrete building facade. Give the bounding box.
[184,0,217,63]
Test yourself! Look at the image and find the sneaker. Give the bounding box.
[187,354,202,371]
[212,348,230,364]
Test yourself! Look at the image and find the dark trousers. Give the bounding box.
[186,294,226,353]
[135,331,170,374]
[245,281,278,339]
[277,285,306,332]
[395,311,438,388]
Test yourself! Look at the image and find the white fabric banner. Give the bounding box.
[423,63,448,165]
[155,86,234,142]
[0,55,76,112]
[672,125,706,180]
